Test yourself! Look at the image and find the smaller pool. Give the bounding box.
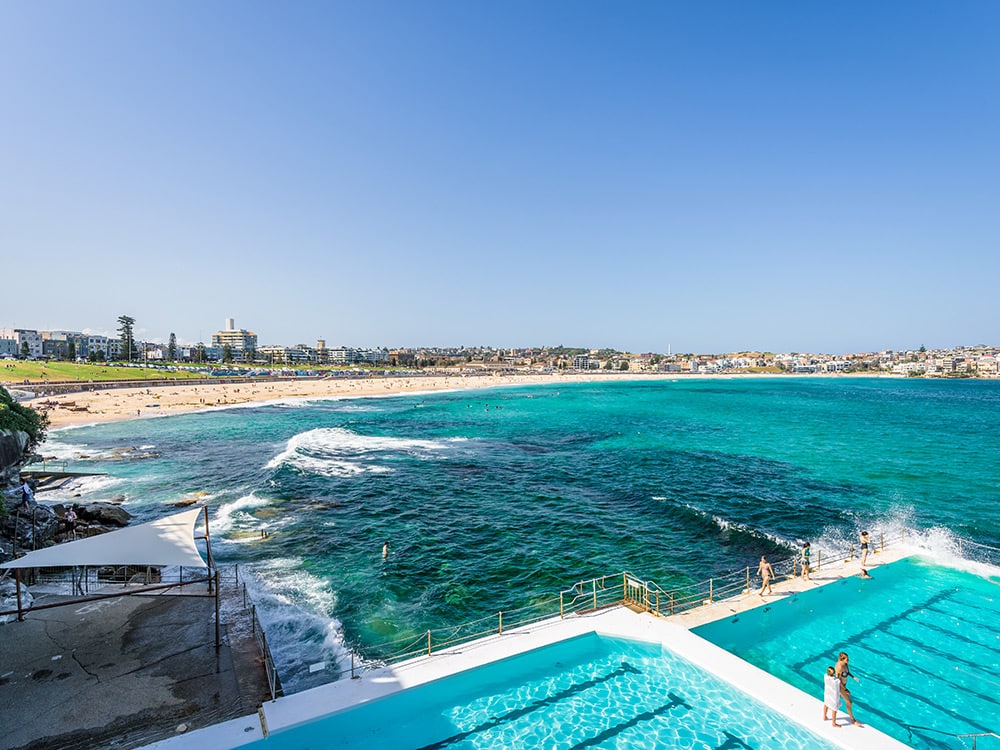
[694,556,1000,749]
[247,633,837,749]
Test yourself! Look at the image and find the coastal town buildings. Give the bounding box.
[210,318,258,363]
[1,320,998,378]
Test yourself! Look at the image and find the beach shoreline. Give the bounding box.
[20,371,901,431]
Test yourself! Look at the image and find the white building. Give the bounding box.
[0,328,42,359]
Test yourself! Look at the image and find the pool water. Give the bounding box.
[247,633,837,749]
[693,557,1000,749]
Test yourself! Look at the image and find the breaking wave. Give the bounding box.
[265,427,467,478]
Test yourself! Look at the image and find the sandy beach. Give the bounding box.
[24,371,655,429]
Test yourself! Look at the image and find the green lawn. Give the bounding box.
[0,361,209,383]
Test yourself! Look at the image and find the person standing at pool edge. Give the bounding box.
[801,542,811,580]
[757,555,774,596]
[860,530,870,567]
[835,651,863,726]
[822,666,840,727]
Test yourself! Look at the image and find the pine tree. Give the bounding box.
[118,315,136,361]
[167,333,177,361]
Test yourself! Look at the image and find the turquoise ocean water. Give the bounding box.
[40,377,1000,692]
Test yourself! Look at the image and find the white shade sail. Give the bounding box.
[1,507,209,570]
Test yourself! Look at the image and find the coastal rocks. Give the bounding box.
[0,502,59,554]
[0,429,28,492]
[0,577,33,624]
[77,502,132,528]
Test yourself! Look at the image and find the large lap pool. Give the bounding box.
[246,633,838,749]
[693,557,1000,749]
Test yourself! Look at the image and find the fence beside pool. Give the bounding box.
[329,526,1000,682]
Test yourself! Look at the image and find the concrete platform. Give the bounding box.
[0,585,272,750]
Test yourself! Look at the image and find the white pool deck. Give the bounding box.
[146,546,913,750]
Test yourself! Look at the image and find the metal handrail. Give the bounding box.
[901,723,1000,749]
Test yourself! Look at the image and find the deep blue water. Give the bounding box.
[41,377,1000,691]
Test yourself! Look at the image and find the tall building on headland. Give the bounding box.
[211,318,258,362]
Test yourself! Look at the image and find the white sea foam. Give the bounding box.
[41,474,125,502]
[265,427,466,478]
[672,500,799,551]
[211,492,275,536]
[239,559,350,690]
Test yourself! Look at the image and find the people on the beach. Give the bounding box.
[757,555,774,596]
[859,530,870,567]
[822,665,841,726]
[835,651,863,726]
[801,542,811,580]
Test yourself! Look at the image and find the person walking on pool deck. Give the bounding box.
[801,542,811,580]
[835,651,863,726]
[860,530,871,567]
[757,555,775,596]
[822,666,841,727]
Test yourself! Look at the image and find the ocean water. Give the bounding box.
[40,377,1000,692]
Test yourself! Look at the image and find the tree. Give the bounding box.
[167,333,177,361]
[66,340,76,361]
[195,342,206,363]
[246,344,256,364]
[0,385,48,453]
[118,315,136,361]
[619,361,629,371]
[20,341,29,359]
[222,344,233,364]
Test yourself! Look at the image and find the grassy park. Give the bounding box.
[0,361,209,384]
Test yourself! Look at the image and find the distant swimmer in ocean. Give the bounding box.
[757,555,774,596]
[382,540,389,559]
[859,530,871,567]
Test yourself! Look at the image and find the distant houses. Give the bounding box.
[0,320,997,377]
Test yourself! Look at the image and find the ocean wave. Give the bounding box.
[41,474,125,501]
[240,559,349,691]
[265,427,466,478]
[671,500,799,551]
[211,492,275,536]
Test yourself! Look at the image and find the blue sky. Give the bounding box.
[2,2,997,354]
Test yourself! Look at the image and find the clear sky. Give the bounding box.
[2,1,997,354]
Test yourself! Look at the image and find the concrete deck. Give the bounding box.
[0,584,272,750]
[146,545,912,750]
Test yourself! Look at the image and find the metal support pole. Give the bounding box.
[745,567,750,593]
[214,569,221,650]
[670,592,674,616]
[560,591,564,619]
[708,579,713,603]
[592,580,597,611]
[498,611,503,636]
[426,630,432,656]
[817,550,821,571]
[15,569,24,622]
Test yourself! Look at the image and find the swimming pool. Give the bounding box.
[693,557,1000,749]
[245,632,839,749]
